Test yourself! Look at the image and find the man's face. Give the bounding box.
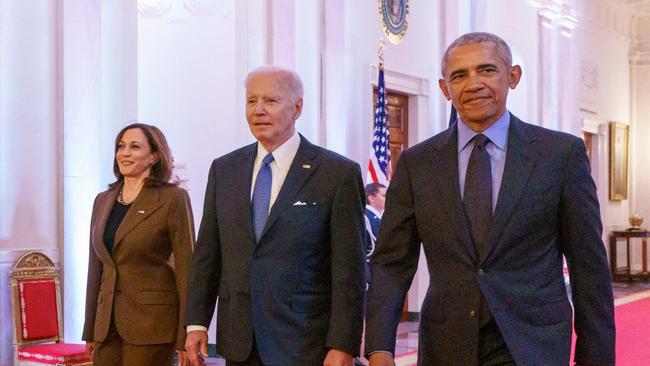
[438,42,521,132]
[246,72,303,151]
[368,187,387,212]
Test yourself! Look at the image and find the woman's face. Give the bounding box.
[116,128,156,180]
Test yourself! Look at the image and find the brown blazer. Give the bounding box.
[82,183,195,350]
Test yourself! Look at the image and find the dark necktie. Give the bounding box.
[252,153,274,242]
[463,134,492,258]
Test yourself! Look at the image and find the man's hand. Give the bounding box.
[323,349,353,366]
[84,342,94,357]
[368,352,396,366]
[185,330,208,366]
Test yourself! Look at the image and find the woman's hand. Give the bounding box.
[84,342,94,357]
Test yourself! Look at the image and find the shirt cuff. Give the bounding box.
[369,350,393,356]
[186,325,208,334]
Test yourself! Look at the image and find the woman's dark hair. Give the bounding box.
[110,122,176,187]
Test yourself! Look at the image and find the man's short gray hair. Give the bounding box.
[441,32,513,76]
[245,66,304,99]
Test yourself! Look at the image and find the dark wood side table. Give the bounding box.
[610,229,649,281]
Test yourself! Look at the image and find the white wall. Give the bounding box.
[575,0,634,235]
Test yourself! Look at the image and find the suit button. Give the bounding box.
[478,269,485,276]
[470,310,477,317]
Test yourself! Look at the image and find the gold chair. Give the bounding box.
[9,251,92,366]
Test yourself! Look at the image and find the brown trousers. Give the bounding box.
[93,319,175,366]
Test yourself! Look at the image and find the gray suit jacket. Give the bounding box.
[365,115,615,366]
[185,135,366,365]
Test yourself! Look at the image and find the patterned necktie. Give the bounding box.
[463,134,492,258]
[252,153,274,242]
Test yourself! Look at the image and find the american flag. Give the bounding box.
[367,66,391,185]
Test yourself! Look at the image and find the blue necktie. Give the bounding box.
[252,153,274,242]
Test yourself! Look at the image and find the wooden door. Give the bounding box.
[374,87,410,321]
[374,88,409,174]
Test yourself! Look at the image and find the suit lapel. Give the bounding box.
[259,135,317,241]
[480,116,538,265]
[113,184,165,250]
[92,188,119,263]
[430,125,477,263]
[236,144,257,244]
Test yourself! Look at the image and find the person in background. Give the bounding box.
[364,182,387,259]
[184,66,366,366]
[365,32,615,366]
[83,123,195,366]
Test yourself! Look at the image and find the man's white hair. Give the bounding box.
[245,66,304,99]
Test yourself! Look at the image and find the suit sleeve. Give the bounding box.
[169,188,196,349]
[558,138,615,365]
[185,160,222,330]
[82,195,102,342]
[364,155,421,356]
[325,162,367,356]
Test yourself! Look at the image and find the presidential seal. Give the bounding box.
[378,0,409,45]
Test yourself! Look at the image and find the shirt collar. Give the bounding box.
[457,111,510,152]
[365,204,383,218]
[256,131,301,174]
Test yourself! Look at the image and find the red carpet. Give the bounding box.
[572,292,650,366]
[611,292,650,365]
[398,292,650,366]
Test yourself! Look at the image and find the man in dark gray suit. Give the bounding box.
[365,32,615,366]
[185,66,366,366]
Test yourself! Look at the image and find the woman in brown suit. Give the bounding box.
[83,123,195,365]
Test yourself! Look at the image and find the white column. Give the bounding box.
[630,17,650,235]
[294,0,322,143]
[556,5,578,135]
[0,1,59,250]
[322,0,346,151]
[0,0,60,360]
[268,0,295,68]
[537,1,559,130]
[100,0,138,170]
[60,0,104,343]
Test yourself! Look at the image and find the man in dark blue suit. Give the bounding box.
[185,66,366,366]
[364,183,387,259]
[365,33,615,366]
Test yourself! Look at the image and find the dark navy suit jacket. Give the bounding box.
[186,135,366,365]
[365,116,615,366]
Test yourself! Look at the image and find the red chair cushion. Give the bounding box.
[17,343,91,365]
[18,279,59,340]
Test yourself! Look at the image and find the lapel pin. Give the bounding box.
[302,164,311,169]
[138,210,145,214]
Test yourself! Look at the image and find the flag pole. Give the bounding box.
[377,38,385,70]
